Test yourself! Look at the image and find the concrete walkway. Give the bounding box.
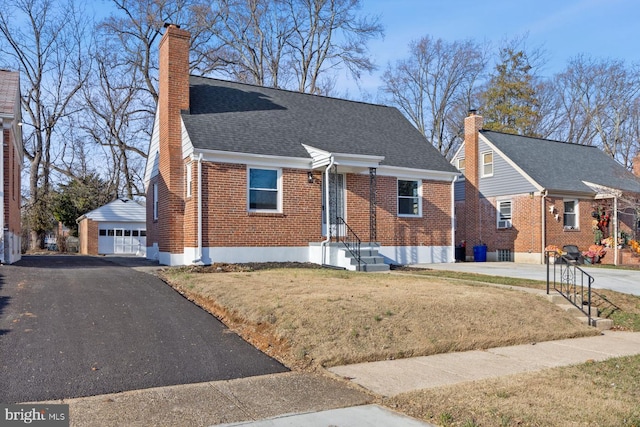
[418,261,640,296]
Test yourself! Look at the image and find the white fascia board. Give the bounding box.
[302,144,331,168]
[450,142,465,164]
[197,148,312,169]
[377,165,460,182]
[582,181,622,198]
[479,133,544,192]
[181,117,194,159]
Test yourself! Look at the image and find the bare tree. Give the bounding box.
[382,36,487,157]
[554,55,640,167]
[0,0,90,248]
[285,0,383,94]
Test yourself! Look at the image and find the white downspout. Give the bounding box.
[614,195,618,266]
[193,153,203,264]
[451,176,457,263]
[320,155,335,265]
[541,190,547,264]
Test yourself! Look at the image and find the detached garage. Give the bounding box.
[77,199,146,256]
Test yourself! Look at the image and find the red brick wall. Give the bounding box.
[544,197,599,250]
[177,163,453,249]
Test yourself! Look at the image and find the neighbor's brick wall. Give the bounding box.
[78,218,99,255]
[544,197,599,250]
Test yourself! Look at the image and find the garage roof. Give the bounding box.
[77,199,146,223]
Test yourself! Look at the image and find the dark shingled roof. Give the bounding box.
[181,76,457,173]
[482,130,640,194]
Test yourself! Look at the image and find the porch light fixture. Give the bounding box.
[307,171,314,183]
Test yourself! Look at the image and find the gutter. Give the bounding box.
[320,155,335,266]
[451,175,458,263]
[541,190,547,263]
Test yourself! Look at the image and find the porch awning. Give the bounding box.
[302,143,385,172]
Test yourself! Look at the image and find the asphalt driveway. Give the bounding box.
[0,255,287,403]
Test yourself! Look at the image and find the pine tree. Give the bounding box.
[481,47,541,136]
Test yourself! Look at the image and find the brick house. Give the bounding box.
[453,112,640,264]
[77,198,146,256]
[144,25,460,269]
[0,69,23,264]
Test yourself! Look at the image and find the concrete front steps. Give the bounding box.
[341,246,390,272]
[546,293,613,330]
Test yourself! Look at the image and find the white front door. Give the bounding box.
[322,173,345,237]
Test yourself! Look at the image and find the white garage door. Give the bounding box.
[98,227,147,255]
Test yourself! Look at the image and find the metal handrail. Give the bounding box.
[336,217,363,270]
[545,251,595,325]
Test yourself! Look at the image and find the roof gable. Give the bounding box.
[0,69,20,118]
[181,76,457,174]
[481,130,640,194]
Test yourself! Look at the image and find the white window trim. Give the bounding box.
[497,199,512,229]
[153,183,158,220]
[457,158,466,174]
[563,198,579,230]
[247,166,283,213]
[186,162,192,198]
[481,151,494,177]
[397,178,422,218]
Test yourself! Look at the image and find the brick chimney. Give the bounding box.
[464,110,483,248]
[633,153,640,178]
[157,23,190,255]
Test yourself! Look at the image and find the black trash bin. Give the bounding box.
[455,245,466,262]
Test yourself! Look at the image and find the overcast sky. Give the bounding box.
[343,0,639,98]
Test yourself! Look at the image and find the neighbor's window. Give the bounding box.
[186,162,192,197]
[482,151,493,177]
[497,200,512,229]
[248,167,281,211]
[99,229,107,236]
[457,158,466,175]
[397,179,421,217]
[563,199,579,229]
[153,183,158,220]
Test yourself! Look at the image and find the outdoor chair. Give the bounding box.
[562,245,584,264]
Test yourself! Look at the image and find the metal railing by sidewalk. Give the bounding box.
[336,217,363,271]
[546,250,595,325]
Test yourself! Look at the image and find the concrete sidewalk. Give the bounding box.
[38,331,640,426]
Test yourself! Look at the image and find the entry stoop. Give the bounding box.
[546,294,613,330]
[343,246,390,272]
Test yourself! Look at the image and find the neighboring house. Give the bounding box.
[0,69,23,264]
[77,198,147,256]
[453,112,640,264]
[144,24,460,269]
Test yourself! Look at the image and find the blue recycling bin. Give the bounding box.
[473,244,487,262]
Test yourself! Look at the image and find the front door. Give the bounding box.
[322,172,345,237]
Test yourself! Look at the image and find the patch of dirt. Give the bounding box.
[173,261,327,274]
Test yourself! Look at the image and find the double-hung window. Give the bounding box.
[497,200,512,229]
[398,179,421,217]
[563,199,578,229]
[482,151,494,177]
[248,167,281,212]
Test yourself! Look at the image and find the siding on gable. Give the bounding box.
[478,138,537,197]
[454,178,465,201]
